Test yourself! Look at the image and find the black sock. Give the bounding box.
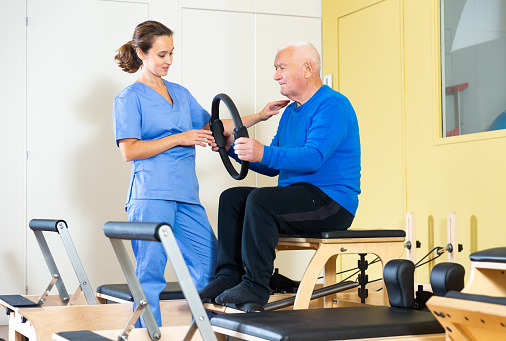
[198,277,236,300]
[215,282,269,306]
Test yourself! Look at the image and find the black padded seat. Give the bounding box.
[445,290,506,306]
[0,295,40,308]
[96,282,184,301]
[211,306,443,341]
[281,229,406,239]
[469,247,506,263]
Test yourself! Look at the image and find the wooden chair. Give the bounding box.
[276,229,406,308]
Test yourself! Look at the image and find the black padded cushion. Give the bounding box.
[96,282,184,301]
[445,291,506,306]
[430,263,465,296]
[55,331,110,340]
[280,229,405,239]
[211,306,443,341]
[469,247,506,263]
[383,259,415,308]
[0,295,40,308]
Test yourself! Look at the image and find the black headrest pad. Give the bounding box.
[469,247,506,263]
[383,259,415,309]
[430,262,465,296]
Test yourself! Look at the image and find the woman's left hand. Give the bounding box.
[258,100,290,121]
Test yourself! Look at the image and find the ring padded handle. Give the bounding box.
[29,219,66,233]
[103,222,170,242]
[211,93,249,180]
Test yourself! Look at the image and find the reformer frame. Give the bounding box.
[102,221,216,341]
[0,220,193,341]
[29,219,98,305]
[53,221,218,341]
[0,219,120,341]
[426,247,506,341]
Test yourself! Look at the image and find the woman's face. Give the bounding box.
[139,35,174,77]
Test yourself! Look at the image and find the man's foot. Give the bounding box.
[198,277,236,300]
[215,282,268,306]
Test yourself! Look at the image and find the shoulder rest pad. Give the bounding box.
[469,247,506,263]
[430,262,465,297]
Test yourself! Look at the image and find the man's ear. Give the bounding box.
[303,61,313,79]
[136,47,146,61]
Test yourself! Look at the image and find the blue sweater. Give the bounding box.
[233,85,361,215]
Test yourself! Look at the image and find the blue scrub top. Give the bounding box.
[113,80,210,205]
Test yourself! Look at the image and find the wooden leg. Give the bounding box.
[323,255,338,307]
[293,245,335,309]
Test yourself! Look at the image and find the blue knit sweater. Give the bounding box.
[233,85,361,215]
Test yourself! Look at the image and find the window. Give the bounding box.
[441,0,506,137]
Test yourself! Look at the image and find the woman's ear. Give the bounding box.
[136,47,146,61]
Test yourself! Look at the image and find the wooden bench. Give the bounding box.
[276,229,406,308]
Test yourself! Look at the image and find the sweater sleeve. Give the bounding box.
[261,98,349,173]
[227,145,279,177]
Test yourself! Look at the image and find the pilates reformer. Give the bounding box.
[0,219,193,341]
[209,259,466,341]
[53,221,218,341]
[427,247,506,341]
[0,219,129,341]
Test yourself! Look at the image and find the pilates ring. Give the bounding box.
[210,93,249,180]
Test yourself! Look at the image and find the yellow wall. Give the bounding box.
[323,0,506,283]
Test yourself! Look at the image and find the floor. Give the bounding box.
[0,325,7,340]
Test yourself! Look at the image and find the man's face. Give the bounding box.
[273,47,304,100]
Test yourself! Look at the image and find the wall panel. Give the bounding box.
[255,14,322,280]
[0,0,27,324]
[26,0,148,294]
[337,0,405,229]
[181,8,256,230]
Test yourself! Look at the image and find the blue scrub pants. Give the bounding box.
[127,199,218,327]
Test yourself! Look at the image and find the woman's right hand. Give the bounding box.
[178,129,215,147]
[211,130,234,152]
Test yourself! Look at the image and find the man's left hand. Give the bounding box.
[233,137,264,162]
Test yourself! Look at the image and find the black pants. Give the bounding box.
[215,182,354,300]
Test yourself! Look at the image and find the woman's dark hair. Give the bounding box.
[114,21,173,73]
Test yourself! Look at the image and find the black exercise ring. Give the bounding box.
[210,93,249,180]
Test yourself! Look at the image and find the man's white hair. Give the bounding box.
[278,40,321,73]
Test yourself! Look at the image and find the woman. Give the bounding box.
[113,20,287,326]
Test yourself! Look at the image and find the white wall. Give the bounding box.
[0,0,321,316]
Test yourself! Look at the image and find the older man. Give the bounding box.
[200,41,361,306]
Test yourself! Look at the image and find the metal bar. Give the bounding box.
[109,238,161,340]
[33,230,69,303]
[57,221,98,305]
[38,274,59,305]
[67,286,82,306]
[182,320,197,341]
[157,225,217,341]
[118,299,147,341]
